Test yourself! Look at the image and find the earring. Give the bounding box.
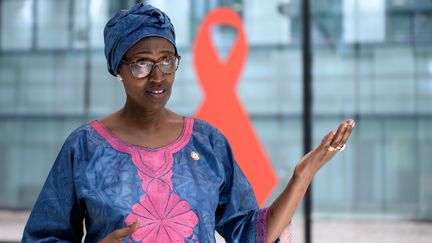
[116,74,123,81]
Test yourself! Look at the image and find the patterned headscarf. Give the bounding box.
[104,3,176,76]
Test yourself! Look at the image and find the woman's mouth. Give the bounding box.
[146,89,167,99]
[150,89,164,94]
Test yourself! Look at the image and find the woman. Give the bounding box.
[22,3,354,243]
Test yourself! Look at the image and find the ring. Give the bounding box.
[336,144,346,151]
[327,146,336,152]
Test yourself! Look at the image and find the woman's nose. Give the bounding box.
[148,65,164,83]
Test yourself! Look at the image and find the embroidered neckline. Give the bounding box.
[90,117,193,152]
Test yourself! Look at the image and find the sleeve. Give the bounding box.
[209,133,267,242]
[22,135,85,242]
[213,129,292,243]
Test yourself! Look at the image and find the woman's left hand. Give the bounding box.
[266,119,355,242]
[295,119,355,179]
[98,220,140,243]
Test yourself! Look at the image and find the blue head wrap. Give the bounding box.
[104,3,176,76]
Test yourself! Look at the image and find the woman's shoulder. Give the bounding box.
[190,117,228,143]
[61,121,105,149]
[192,117,220,134]
[65,123,93,141]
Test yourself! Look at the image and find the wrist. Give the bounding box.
[293,163,315,182]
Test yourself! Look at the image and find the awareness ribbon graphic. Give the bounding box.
[193,8,277,205]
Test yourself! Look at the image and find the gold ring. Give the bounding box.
[327,146,336,152]
[336,144,346,151]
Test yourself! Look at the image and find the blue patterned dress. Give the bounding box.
[22,118,291,242]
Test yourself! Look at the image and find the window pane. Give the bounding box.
[1,0,33,50]
[36,0,69,49]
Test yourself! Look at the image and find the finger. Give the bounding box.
[339,120,355,146]
[330,120,350,148]
[319,130,336,151]
[112,219,140,239]
[320,130,341,160]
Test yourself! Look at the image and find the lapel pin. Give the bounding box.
[191,151,200,161]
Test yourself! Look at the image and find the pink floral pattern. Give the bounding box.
[125,181,198,242]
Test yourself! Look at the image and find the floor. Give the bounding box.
[1,210,431,243]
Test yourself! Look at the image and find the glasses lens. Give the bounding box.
[159,56,179,74]
[132,61,152,78]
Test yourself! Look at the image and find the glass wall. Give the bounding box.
[0,0,431,232]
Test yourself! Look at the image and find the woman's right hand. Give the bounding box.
[98,220,140,243]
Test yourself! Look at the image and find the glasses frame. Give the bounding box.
[121,54,181,79]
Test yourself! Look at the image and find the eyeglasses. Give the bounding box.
[121,55,180,79]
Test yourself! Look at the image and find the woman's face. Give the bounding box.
[118,36,177,112]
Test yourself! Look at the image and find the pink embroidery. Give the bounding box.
[255,207,292,243]
[255,208,268,242]
[91,118,199,242]
[125,181,199,242]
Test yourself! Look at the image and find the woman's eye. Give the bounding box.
[162,58,172,65]
[136,60,152,66]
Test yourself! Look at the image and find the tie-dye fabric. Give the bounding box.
[22,118,291,243]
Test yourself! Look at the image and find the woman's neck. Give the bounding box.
[119,100,169,131]
[99,99,183,148]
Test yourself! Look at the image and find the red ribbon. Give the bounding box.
[193,7,277,205]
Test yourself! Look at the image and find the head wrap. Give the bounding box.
[104,3,176,76]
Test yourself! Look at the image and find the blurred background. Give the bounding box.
[0,0,431,242]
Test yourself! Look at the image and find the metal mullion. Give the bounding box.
[32,0,38,49]
[302,0,313,242]
[0,0,3,49]
[68,0,75,49]
[83,0,91,120]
